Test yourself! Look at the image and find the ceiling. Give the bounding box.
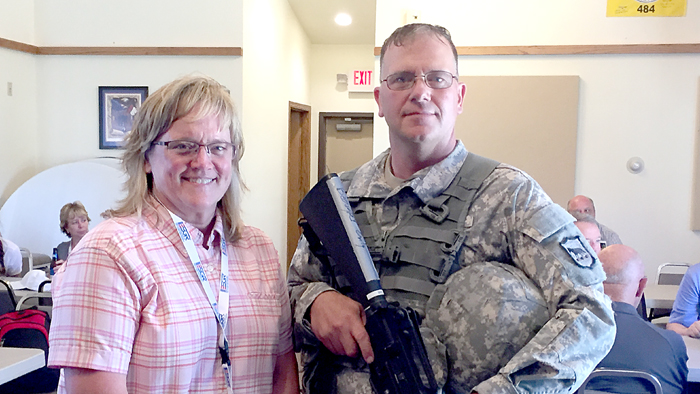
[287,0,376,45]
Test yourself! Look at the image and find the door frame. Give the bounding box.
[287,101,311,269]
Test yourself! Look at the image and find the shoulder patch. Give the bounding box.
[560,237,594,268]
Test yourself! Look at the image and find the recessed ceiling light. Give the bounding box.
[335,13,352,26]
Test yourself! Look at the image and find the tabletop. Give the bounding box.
[0,347,45,385]
[644,284,679,310]
[683,336,700,382]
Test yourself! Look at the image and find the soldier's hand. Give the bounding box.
[309,291,375,363]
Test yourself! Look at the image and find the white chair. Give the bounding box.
[649,262,690,321]
[656,262,690,285]
[16,292,53,319]
[576,368,663,394]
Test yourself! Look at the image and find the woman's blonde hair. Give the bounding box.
[112,75,246,242]
[59,201,91,237]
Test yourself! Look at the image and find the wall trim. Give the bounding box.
[0,37,242,56]
[374,43,700,56]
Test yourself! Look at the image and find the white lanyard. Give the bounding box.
[168,210,233,392]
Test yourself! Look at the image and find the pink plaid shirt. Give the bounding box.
[48,201,293,393]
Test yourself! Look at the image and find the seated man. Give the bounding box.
[667,263,700,337]
[0,232,22,277]
[589,244,688,394]
[567,195,622,247]
[574,217,602,254]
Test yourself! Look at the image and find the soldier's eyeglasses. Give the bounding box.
[381,71,458,91]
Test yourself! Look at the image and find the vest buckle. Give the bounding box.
[440,230,461,254]
[430,256,453,284]
[383,244,401,263]
[420,203,449,223]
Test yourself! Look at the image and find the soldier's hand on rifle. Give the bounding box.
[309,291,375,364]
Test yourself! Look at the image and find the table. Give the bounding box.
[644,284,679,309]
[0,347,45,385]
[683,336,700,382]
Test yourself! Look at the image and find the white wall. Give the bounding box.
[376,0,700,46]
[34,56,242,171]
[0,0,34,41]
[34,0,242,46]
[374,0,700,277]
[1,1,245,222]
[0,48,38,207]
[309,44,377,182]
[241,0,311,267]
[0,0,313,273]
[0,1,38,206]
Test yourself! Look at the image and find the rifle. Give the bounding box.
[299,173,438,394]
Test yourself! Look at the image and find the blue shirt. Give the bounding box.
[670,263,700,327]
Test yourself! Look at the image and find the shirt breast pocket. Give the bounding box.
[228,293,284,348]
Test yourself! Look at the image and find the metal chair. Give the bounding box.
[649,262,690,321]
[11,279,53,319]
[19,247,34,277]
[0,279,17,315]
[576,368,663,394]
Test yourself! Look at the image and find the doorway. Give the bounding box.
[287,102,311,269]
[318,112,374,179]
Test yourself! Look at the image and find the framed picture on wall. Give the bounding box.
[98,86,149,149]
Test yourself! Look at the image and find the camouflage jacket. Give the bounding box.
[288,141,615,393]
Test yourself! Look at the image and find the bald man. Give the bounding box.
[567,195,622,247]
[589,245,688,394]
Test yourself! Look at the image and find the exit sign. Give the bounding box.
[349,69,374,92]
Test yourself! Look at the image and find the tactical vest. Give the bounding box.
[339,153,499,315]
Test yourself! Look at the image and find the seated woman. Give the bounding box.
[0,232,23,277]
[54,201,91,269]
[47,75,298,394]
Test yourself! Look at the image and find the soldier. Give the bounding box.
[288,23,615,393]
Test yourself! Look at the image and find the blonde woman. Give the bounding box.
[54,201,91,269]
[48,75,299,394]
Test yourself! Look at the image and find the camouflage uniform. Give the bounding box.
[288,141,616,394]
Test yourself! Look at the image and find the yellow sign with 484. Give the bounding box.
[607,0,686,17]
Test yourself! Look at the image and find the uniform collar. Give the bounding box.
[346,140,468,203]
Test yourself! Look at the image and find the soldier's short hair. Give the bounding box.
[379,23,459,77]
